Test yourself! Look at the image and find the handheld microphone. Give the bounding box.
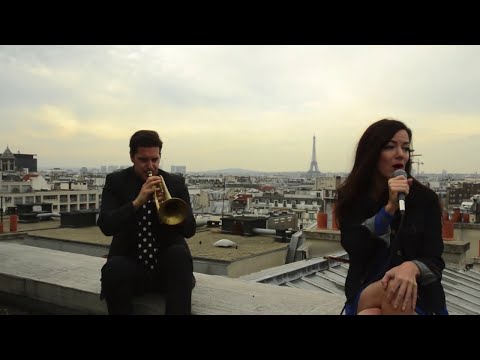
[392,169,407,215]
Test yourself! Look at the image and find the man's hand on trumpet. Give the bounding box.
[153,177,166,202]
[132,175,163,210]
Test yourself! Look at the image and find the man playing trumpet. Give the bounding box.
[97,130,196,315]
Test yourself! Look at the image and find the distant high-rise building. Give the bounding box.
[171,165,186,175]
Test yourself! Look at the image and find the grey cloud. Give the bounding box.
[3,45,480,115]
[351,46,480,114]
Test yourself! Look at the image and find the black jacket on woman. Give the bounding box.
[340,180,447,314]
[97,167,196,258]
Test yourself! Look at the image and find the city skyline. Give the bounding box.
[1,45,480,174]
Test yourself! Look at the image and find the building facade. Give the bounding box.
[0,179,102,213]
[0,146,37,172]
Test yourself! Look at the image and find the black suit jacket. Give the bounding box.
[340,180,447,314]
[97,167,196,258]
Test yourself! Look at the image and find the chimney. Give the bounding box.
[443,240,470,270]
[443,212,449,222]
[452,208,461,222]
[316,212,327,229]
[331,203,338,230]
[442,210,471,269]
[442,214,454,241]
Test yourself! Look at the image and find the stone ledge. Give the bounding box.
[472,257,480,272]
[303,229,341,241]
[442,240,471,271]
[453,222,480,230]
[0,242,344,315]
[443,240,470,254]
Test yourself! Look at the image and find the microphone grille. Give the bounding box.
[392,169,407,178]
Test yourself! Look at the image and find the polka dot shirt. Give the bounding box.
[136,200,158,271]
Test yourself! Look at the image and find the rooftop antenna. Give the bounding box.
[411,150,423,176]
[221,176,225,218]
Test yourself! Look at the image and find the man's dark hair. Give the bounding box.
[129,130,163,157]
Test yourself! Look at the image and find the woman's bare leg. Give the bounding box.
[357,280,415,315]
[357,308,382,315]
[381,280,415,315]
[357,281,384,315]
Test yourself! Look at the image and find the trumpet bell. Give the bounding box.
[148,171,189,225]
[158,198,189,225]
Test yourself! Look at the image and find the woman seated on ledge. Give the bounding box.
[335,119,448,315]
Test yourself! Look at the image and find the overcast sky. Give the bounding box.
[1,45,479,174]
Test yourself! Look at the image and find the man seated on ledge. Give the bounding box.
[97,129,196,315]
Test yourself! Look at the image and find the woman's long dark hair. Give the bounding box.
[335,119,413,226]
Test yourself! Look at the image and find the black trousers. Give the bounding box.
[101,243,194,315]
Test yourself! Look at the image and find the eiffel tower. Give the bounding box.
[307,135,320,176]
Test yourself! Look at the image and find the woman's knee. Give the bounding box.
[357,281,386,314]
[358,308,382,315]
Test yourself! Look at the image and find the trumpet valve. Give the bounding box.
[155,187,165,201]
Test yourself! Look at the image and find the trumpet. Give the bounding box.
[147,171,189,225]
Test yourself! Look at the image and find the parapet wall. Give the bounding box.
[0,242,344,315]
